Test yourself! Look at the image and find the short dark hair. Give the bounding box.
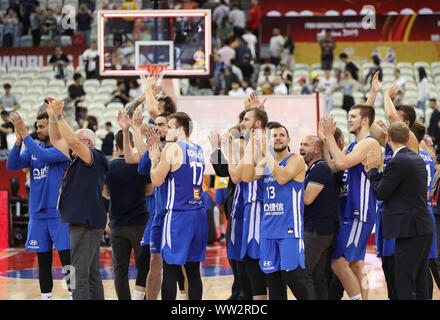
[268,121,289,137]
[1,110,10,117]
[247,107,268,129]
[388,121,409,144]
[372,55,381,66]
[105,121,112,127]
[350,104,375,126]
[73,73,82,81]
[36,112,49,120]
[158,96,177,114]
[395,105,416,128]
[115,129,133,150]
[239,110,246,123]
[339,53,348,59]
[334,127,343,142]
[168,112,192,137]
[429,98,437,103]
[3,83,11,89]
[410,121,426,144]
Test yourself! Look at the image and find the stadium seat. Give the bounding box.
[330,108,347,118]
[396,62,412,71]
[294,64,309,72]
[332,92,343,108]
[106,102,124,112]
[414,61,430,73]
[26,66,41,73]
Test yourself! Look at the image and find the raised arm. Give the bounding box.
[117,110,140,164]
[365,71,382,107]
[131,107,147,158]
[6,129,30,170]
[149,142,176,187]
[140,74,161,121]
[242,130,265,182]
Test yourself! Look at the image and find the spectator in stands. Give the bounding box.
[241,79,254,95]
[53,5,63,26]
[392,68,406,105]
[0,84,20,112]
[217,38,236,66]
[230,59,243,82]
[108,81,130,106]
[234,36,251,66]
[41,8,59,47]
[29,5,43,47]
[277,64,292,93]
[3,8,21,47]
[309,72,319,93]
[217,16,233,47]
[78,107,98,132]
[223,66,239,94]
[273,75,288,95]
[128,80,142,101]
[76,3,94,46]
[68,73,87,123]
[242,27,258,60]
[364,55,383,85]
[49,46,70,82]
[269,27,285,66]
[20,0,38,35]
[319,29,335,70]
[121,0,138,33]
[82,41,99,79]
[180,0,199,9]
[280,36,295,71]
[202,0,217,12]
[248,0,261,37]
[418,67,429,116]
[101,121,115,161]
[228,81,246,97]
[258,66,275,95]
[80,0,95,11]
[428,99,440,152]
[339,70,356,113]
[318,69,338,113]
[298,77,311,95]
[102,0,118,10]
[333,68,342,84]
[0,111,14,152]
[239,53,254,82]
[339,52,359,81]
[229,3,246,37]
[213,0,229,27]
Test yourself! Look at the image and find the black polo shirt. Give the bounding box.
[59,148,108,229]
[304,159,339,235]
[106,155,151,228]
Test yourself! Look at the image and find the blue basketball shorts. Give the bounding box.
[161,209,208,265]
[375,207,395,257]
[429,207,438,259]
[26,218,70,252]
[227,216,244,261]
[332,218,374,262]
[140,213,154,247]
[240,201,262,260]
[149,214,166,254]
[259,237,305,274]
[215,188,227,205]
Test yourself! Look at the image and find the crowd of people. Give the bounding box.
[3,66,440,301]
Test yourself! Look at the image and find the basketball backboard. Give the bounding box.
[97,10,211,77]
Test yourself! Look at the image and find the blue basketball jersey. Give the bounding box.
[154,183,167,216]
[420,149,435,205]
[231,182,245,221]
[383,142,394,168]
[339,138,377,224]
[262,153,304,239]
[165,141,205,211]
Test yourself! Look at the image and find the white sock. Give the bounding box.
[349,293,362,300]
[133,290,145,300]
[41,293,52,300]
[69,291,73,300]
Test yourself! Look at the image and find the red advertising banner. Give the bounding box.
[261,14,440,43]
[0,190,9,249]
[0,45,88,70]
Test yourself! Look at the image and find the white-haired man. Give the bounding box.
[44,97,108,300]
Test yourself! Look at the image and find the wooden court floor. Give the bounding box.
[0,242,438,300]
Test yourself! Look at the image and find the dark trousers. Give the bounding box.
[304,231,334,300]
[382,255,398,300]
[394,234,433,300]
[110,225,149,300]
[68,224,105,300]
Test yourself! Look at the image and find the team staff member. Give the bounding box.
[105,130,151,300]
[45,97,108,300]
[300,135,338,300]
[7,112,71,300]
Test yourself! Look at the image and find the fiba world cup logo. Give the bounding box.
[372,47,397,64]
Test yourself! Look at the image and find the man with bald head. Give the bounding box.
[300,135,339,300]
[45,97,108,300]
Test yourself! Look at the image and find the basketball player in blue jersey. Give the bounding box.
[234,107,269,300]
[149,112,208,300]
[321,104,381,300]
[7,112,71,300]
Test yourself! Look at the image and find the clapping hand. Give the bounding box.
[208,130,221,152]
[245,91,267,111]
[365,149,382,172]
[371,71,383,93]
[320,115,336,139]
[131,107,144,129]
[44,97,64,117]
[10,112,28,144]
[117,110,130,132]
[386,82,400,99]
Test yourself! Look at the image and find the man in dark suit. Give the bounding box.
[365,121,434,300]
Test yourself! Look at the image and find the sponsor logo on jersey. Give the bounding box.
[33,165,48,180]
[263,260,275,271]
[187,149,204,161]
[264,203,284,215]
[28,240,40,249]
[193,188,201,200]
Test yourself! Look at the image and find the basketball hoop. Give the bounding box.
[138,64,168,77]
